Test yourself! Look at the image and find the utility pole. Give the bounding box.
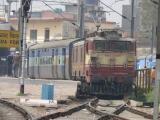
[153,0,160,119]
[151,24,154,61]
[19,0,25,94]
[79,0,85,39]
[19,0,31,94]
[131,0,135,38]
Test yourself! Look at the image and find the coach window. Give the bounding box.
[72,50,74,63]
[52,49,55,61]
[62,48,66,64]
[56,49,58,55]
[81,47,83,62]
[76,47,78,62]
[38,50,40,64]
[44,28,50,42]
[30,29,37,42]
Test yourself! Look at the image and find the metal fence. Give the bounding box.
[135,68,152,93]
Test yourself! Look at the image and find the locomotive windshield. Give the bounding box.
[111,41,127,51]
[95,41,105,50]
[95,41,109,51]
[94,40,134,52]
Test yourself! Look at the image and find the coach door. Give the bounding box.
[62,48,66,79]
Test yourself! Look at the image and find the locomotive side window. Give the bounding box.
[95,41,105,51]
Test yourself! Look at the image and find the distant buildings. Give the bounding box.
[122,0,158,56]
[9,11,117,44]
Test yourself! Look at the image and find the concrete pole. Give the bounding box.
[19,0,25,94]
[79,0,85,39]
[153,0,160,119]
[151,24,154,61]
[20,17,27,94]
[131,0,134,38]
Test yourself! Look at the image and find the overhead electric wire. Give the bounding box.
[97,0,131,22]
[40,0,79,28]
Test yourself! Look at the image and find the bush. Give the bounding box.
[129,88,154,102]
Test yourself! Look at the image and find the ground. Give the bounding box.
[0,77,79,118]
[0,77,78,100]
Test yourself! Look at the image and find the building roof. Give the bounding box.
[29,38,81,49]
[9,11,117,25]
[10,11,75,21]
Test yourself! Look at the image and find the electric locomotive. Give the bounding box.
[73,30,136,98]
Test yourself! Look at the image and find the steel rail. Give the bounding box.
[0,99,33,120]
[36,98,98,120]
[87,99,129,120]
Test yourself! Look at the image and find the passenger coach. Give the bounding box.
[28,38,80,79]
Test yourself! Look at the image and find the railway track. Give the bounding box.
[0,99,32,120]
[36,98,153,120]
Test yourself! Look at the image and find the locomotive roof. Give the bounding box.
[86,36,106,41]
[29,38,81,49]
[87,36,135,42]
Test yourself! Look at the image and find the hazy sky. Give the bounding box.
[0,0,130,26]
[101,0,130,26]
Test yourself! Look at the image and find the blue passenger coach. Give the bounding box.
[28,39,80,79]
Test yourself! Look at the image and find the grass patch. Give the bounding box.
[145,90,154,102]
[129,88,154,102]
[16,92,26,96]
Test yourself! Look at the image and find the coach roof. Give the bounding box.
[29,38,80,49]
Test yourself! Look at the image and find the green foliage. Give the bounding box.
[130,88,146,102]
[145,90,154,102]
[129,88,154,102]
[16,92,25,96]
